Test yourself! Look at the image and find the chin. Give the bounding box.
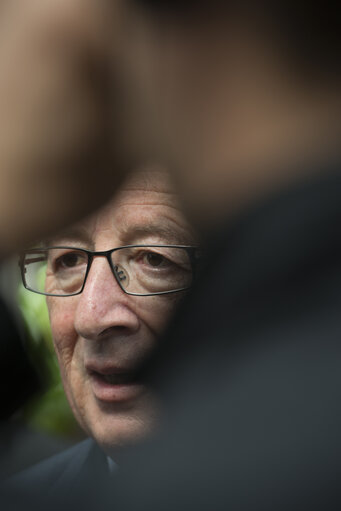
[91,413,156,453]
[73,392,160,454]
[93,417,155,456]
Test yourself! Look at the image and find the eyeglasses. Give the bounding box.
[19,245,198,297]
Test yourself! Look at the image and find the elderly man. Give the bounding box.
[9,168,196,492]
[1,1,341,509]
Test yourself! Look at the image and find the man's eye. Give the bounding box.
[56,252,83,269]
[144,252,168,268]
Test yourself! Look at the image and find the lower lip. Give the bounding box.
[89,373,144,403]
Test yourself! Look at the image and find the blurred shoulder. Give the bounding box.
[3,438,96,492]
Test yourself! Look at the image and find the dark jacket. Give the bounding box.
[4,438,110,499]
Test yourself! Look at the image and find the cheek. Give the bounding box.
[47,298,78,372]
[135,294,182,335]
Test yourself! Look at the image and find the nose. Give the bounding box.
[74,256,140,341]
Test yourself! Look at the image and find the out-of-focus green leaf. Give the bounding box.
[17,283,83,440]
[23,382,82,438]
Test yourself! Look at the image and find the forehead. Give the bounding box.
[52,170,194,246]
[106,168,179,217]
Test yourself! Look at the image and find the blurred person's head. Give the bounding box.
[122,1,341,231]
[20,168,196,455]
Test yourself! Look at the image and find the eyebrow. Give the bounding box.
[44,227,93,248]
[119,223,195,246]
[43,223,195,248]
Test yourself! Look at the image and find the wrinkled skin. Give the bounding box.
[46,170,195,454]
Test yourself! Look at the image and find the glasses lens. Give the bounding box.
[111,246,193,295]
[23,248,88,296]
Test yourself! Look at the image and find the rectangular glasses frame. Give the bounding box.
[19,245,199,297]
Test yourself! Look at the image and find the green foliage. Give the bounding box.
[18,284,83,440]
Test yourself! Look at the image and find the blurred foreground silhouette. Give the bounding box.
[1,1,341,510]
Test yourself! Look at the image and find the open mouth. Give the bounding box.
[90,370,138,386]
[86,364,144,402]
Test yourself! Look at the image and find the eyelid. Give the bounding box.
[132,247,174,257]
[48,248,88,264]
[134,248,190,267]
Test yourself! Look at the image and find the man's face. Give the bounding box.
[46,170,194,453]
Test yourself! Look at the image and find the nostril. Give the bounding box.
[75,284,141,339]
